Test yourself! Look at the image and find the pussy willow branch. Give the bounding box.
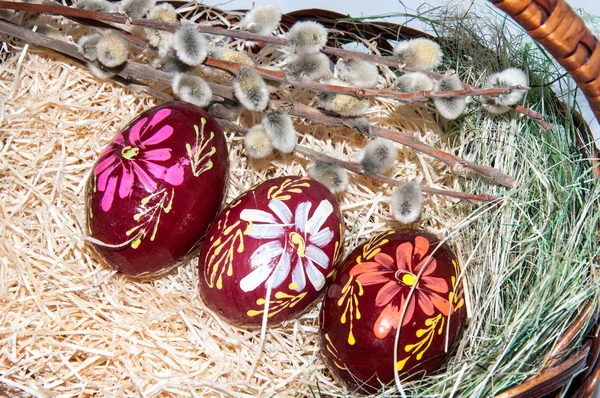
[212,119,499,204]
[204,58,525,103]
[0,0,550,130]
[294,147,501,204]
[12,2,526,106]
[0,17,514,187]
[0,18,500,202]
[274,100,515,186]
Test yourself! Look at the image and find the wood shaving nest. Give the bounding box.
[0,43,471,397]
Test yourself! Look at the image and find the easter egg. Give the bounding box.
[85,101,229,276]
[319,230,466,392]
[198,176,344,326]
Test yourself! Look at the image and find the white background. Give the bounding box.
[221,0,600,16]
[222,0,599,395]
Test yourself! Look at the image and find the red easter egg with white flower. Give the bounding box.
[198,176,344,326]
[85,101,229,276]
[319,230,466,392]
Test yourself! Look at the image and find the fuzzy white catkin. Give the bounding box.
[146,4,177,55]
[262,110,297,153]
[172,74,212,108]
[433,74,466,120]
[393,38,442,70]
[359,138,397,175]
[286,53,330,82]
[147,3,177,22]
[287,21,328,54]
[335,58,379,88]
[317,78,369,117]
[76,0,115,13]
[308,162,349,193]
[318,91,369,117]
[204,48,254,81]
[77,34,102,61]
[86,62,116,80]
[391,182,424,224]
[96,31,128,67]
[244,125,273,158]
[209,48,254,66]
[121,0,155,18]
[482,68,529,114]
[396,72,434,93]
[233,67,270,111]
[240,4,282,36]
[173,25,207,66]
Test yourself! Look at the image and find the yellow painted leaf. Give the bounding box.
[396,357,410,371]
[247,310,262,317]
[348,331,355,345]
[275,291,293,299]
[131,237,142,249]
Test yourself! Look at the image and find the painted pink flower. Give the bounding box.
[94,108,188,211]
[349,236,450,339]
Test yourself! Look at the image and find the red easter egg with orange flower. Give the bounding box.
[85,102,229,276]
[319,230,466,392]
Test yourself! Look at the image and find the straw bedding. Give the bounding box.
[0,4,599,397]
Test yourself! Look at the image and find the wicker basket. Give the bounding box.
[0,0,599,396]
[490,1,600,396]
[285,3,600,395]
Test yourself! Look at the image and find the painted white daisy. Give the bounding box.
[238,199,335,293]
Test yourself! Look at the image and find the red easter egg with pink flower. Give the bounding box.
[85,101,229,276]
[319,230,466,392]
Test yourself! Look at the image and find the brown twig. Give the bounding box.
[204,58,526,103]
[0,0,550,130]
[0,17,514,187]
[213,119,499,203]
[464,82,552,131]
[542,300,597,368]
[277,100,515,186]
[293,146,501,204]
[511,104,552,131]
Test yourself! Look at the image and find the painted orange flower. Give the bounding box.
[349,236,450,339]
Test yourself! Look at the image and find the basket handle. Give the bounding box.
[489,0,600,124]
